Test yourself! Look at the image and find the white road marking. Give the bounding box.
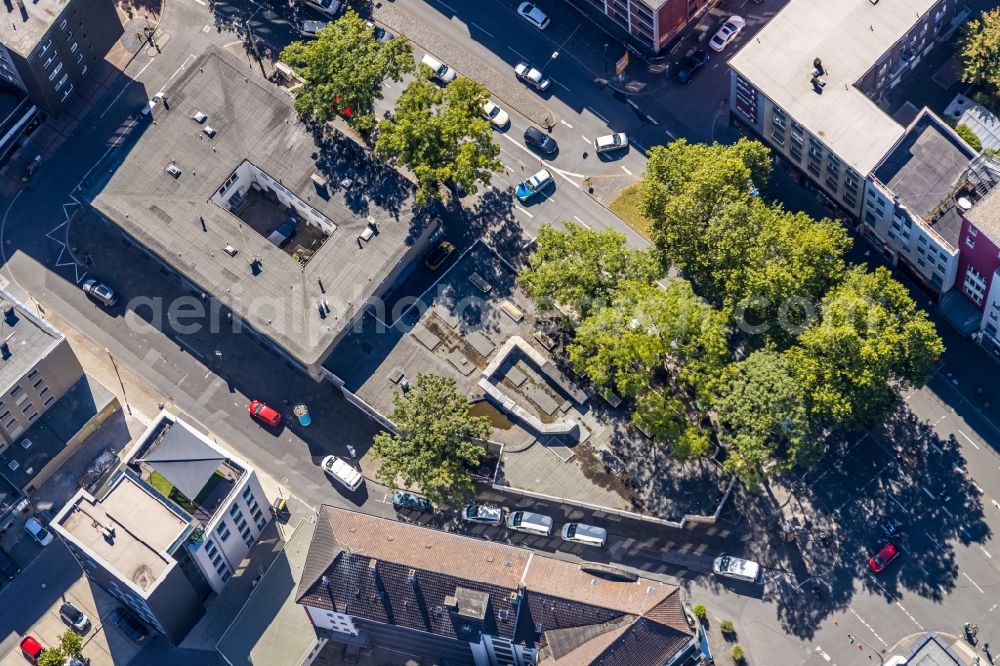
[645,114,659,125]
[548,166,583,188]
[514,205,534,218]
[814,646,832,662]
[101,58,157,118]
[965,572,985,594]
[193,0,205,5]
[470,22,494,38]
[959,429,981,450]
[508,47,527,60]
[664,128,676,140]
[922,486,936,499]
[430,0,456,11]
[626,99,640,111]
[553,79,571,92]
[591,108,608,123]
[981,546,993,559]
[560,119,573,128]
[895,602,924,630]
[890,495,908,512]
[848,608,888,645]
[993,499,1000,512]
[581,134,591,143]
[202,24,211,32]
[621,165,633,175]
[572,215,591,229]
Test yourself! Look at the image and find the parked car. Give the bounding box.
[24,517,53,547]
[713,555,761,583]
[708,15,746,52]
[305,0,341,17]
[140,92,165,117]
[248,400,282,427]
[81,278,118,307]
[392,491,432,512]
[59,602,90,633]
[298,19,329,37]
[366,20,394,42]
[594,132,629,154]
[560,522,607,547]
[482,100,510,129]
[421,53,457,84]
[109,608,149,644]
[506,511,553,536]
[321,455,364,491]
[423,241,455,270]
[869,543,900,573]
[462,504,504,525]
[523,126,558,155]
[0,548,19,580]
[517,2,550,29]
[19,636,43,664]
[675,49,709,84]
[515,168,553,202]
[514,62,551,91]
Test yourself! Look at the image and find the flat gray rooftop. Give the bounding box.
[0,291,61,394]
[57,472,189,594]
[728,0,938,175]
[873,111,974,232]
[0,0,70,58]
[93,46,428,368]
[216,520,316,666]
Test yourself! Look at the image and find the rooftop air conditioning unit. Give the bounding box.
[193,111,207,123]
[224,244,238,257]
[7,460,17,471]
[166,164,182,178]
[203,126,216,138]
[20,438,31,450]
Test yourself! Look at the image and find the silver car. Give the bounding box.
[82,278,118,307]
[462,504,504,525]
[560,522,607,547]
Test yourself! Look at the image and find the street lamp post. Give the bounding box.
[847,634,884,665]
[105,348,132,416]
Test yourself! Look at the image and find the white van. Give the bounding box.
[506,511,553,536]
[560,523,607,547]
[320,455,363,491]
[712,555,761,583]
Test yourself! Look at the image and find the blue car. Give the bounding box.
[515,168,553,202]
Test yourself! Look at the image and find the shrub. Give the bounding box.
[692,603,707,621]
[731,644,746,663]
[956,124,983,152]
[720,619,736,635]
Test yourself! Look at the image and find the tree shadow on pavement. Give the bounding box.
[459,187,526,265]
[761,403,988,640]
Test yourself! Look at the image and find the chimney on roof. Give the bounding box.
[409,569,433,632]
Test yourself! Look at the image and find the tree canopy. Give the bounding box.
[37,630,83,666]
[789,266,944,428]
[376,74,501,205]
[280,10,414,133]
[960,8,1000,92]
[371,373,491,504]
[518,222,660,318]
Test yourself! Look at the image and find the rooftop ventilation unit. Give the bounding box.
[20,438,31,450]
[192,111,207,123]
[224,244,238,257]
[166,164,182,178]
[203,126,216,138]
[7,460,17,471]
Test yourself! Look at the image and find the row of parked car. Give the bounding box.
[20,602,149,664]
[462,505,608,547]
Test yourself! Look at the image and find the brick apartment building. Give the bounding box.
[566,0,713,54]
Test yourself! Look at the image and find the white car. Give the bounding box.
[594,132,629,153]
[305,0,341,17]
[517,2,550,29]
[712,555,761,583]
[514,62,551,91]
[140,92,165,117]
[320,455,364,491]
[462,504,504,525]
[24,517,53,546]
[482,100,510,128]
[709,16,746,52]
[421,53,457,84]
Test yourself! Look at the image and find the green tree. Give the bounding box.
[59,629,83,659]
[280,10,414,133]
[731,644,746,663]
[790,266,944,428]
[714,350,816,487]
[692,603,707,621]
[518,222,660,318]
[956,124,983,152]
[376,75,501,205]
[371,373,491,504]
[641,139,771,285]
[960,8,1000,92]
[567,279,729,398]
[38,647,66,666]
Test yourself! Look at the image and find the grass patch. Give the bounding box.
[148,470,225,515]
[608,182,652,240]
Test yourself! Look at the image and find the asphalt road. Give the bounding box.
[0,0,998,664]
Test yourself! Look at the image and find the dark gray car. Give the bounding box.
[524,126,557,156]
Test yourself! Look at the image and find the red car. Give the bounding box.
[20,636,43,663]
[248,400,282,427]
[869,543,899,573]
